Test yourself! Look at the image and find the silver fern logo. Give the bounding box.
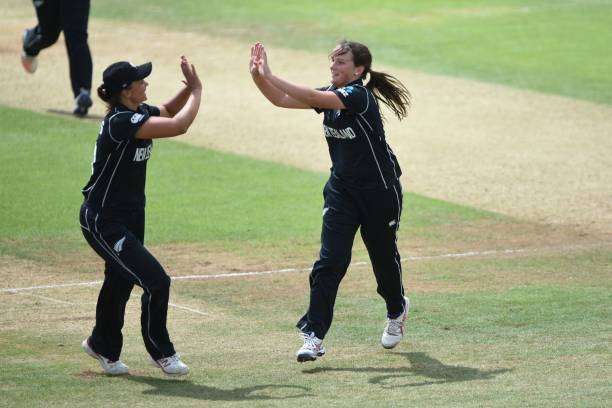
[114,236,126,253]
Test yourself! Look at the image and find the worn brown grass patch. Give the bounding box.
[1,6,611,234]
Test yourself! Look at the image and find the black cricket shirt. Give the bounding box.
[82,103,160,213]
[315,79,402,190]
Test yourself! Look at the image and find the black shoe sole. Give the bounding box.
[297,351,325,362]
[297,354,317,363]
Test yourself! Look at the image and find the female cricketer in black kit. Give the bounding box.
[79,56,201,375]
[250,41,411,362]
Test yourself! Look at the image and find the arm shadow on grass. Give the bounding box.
[303,352,512,389]
[123,375,312,401]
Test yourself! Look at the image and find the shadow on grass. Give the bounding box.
[46,109,105,121]
[124,375,312,401]
[303,352,512,388]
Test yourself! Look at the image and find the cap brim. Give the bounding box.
[135,62,152,80]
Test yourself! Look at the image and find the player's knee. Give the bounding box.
[150,274,171,292]
[316,252,351,270]
[311,257,350,282]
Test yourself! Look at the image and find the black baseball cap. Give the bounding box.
[102,61,152,95]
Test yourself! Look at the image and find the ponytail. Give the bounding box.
[366,70,411,121]
[332,40,411,121]
[97,84,122,113]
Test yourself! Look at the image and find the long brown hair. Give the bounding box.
[331,40,411,120]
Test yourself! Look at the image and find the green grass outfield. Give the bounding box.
[0,106,496,261]
[1,244,610,407]
[91,0,612,105]
[0,106,610,407]
[1,1,611,406]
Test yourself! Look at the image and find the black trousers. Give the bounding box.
[79,204,175,361]
[24,0,92,97]
[297,176,405,339]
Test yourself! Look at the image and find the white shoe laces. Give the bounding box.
[300,332,322,351]
[385,305,406,336]
[385,318,404,336]
[160,354,181,368]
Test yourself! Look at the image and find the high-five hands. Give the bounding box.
[250,43,271,78]
[249,44,259,76]
[180,56,202,91]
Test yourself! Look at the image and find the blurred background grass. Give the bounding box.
[90,0,612,105]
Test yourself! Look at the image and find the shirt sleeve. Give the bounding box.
[143,104,161,117]
[108,110,151,142]
[332,85,368,114]
[313,86,332,114]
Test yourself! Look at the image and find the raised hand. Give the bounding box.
[253,43,272,78]
[250,45,259,76]
[180,56,202,91]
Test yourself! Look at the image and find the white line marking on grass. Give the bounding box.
[173,267,316,281]
[405,248,527,261]
[168,302,209,316]
[1,242,610,294]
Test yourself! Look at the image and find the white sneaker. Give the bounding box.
[381,297,410,349]
[296,332,325,362]
[81,338,129,375]
[150,353,189,376]
[21,51,37,74]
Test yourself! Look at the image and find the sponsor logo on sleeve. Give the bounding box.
[338,86,354,97]
[130,113,145,124]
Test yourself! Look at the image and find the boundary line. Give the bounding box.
[168,302,208,316]
[1,242,610,294]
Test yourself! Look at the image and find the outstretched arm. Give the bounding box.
[136,56,202,139]
[253,43,345,110]
[250,44,310,109]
